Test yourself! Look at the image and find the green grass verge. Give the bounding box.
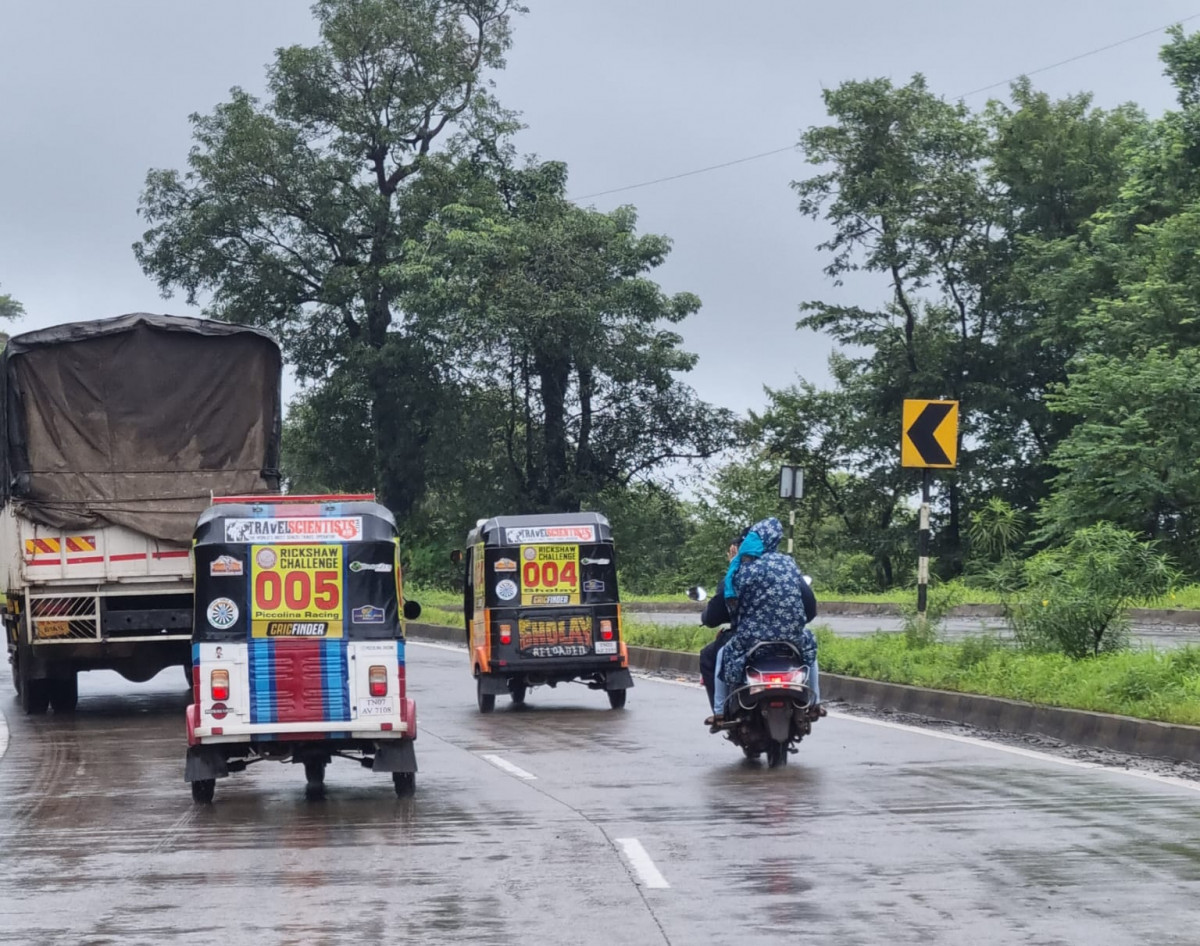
[622,621,1200,726]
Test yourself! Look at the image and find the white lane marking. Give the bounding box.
[481,753,537,780]
[0,704,7,763]
[635,671,1200,795]
[616,837,670,889]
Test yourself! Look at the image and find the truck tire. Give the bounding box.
[19,663,49,715]
[49,674,78,714]
[10,655,19,696]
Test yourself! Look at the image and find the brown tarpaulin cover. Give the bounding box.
[2,313,282,544]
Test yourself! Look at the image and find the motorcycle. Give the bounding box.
[688,585,818,768]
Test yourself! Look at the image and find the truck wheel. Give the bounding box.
[10,655,20,696]
[19,659,49,715]
[393,772,415,798]
[607,688,627,710]
[476,677,495,714]
[191,779,216,804]
[49,674,78,714]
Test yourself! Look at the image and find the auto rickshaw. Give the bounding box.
[184,494,421,802]
[459,513,632,712]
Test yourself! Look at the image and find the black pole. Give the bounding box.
[917,468,931,617]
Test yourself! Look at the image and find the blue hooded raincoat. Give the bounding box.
[719,517,817,688]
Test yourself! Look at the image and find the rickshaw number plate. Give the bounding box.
[358,697,394,717]
[594,640,618,654]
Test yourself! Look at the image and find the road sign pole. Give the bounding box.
[917,468,931,618]
[788,502,796,558]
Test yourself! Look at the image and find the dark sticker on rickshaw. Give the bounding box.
[518,615,592,655]
[352,605,386,624]
[582,579,605,593]
[264,621,330,637]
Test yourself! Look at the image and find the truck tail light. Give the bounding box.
[499,623,512,645]
[599,620,614,641]
[210,669,229,702]
[369,665,388,697]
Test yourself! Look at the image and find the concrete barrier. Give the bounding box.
[408,624,1200,765]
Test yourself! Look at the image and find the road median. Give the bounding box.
[407,622,1200,765]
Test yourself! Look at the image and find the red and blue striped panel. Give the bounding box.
[249,639,350,726]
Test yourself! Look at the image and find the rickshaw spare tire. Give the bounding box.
[477,677,495,714]
[191,779,216,803]
[607,688,627,710]
[393,771,415,798]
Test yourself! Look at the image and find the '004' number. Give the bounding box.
[523,560,578,588]
[255,570,340,611]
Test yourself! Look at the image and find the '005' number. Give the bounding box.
[523,560,578,588]
[255,570,340,611]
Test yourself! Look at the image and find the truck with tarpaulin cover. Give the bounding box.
[1,313,282,713]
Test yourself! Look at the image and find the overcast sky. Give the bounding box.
[2,1,1198,416]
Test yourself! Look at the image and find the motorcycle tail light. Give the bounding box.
[499,623,512,645]
[210,669,229,702]
[369,665,388,697]
[600,620,614,641]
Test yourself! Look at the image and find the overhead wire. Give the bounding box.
[570,13,1200,202]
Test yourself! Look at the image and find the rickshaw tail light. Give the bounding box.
[499,623,512,645]
[210,669,230,702]
[369,665,388,697]
[600,620,614,641]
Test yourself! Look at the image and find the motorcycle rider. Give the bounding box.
[698,530,748,710]
[706,517,820,729]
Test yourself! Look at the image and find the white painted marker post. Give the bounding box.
[615,838,670,889]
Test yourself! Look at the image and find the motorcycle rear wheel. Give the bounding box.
[766,741,788,768]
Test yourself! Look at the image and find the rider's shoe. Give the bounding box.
[705,714,724,732]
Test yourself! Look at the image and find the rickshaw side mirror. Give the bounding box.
[449,549,463,565]
[403,600,422,620]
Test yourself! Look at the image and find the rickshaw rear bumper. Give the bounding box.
[188,716,416,744]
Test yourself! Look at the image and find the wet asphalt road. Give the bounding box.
[5,644,1200,945]
[645,611,1200,650]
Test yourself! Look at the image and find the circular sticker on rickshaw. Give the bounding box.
[256,548,277,569]
[496,579,518,601]
[207,597,239,629]
[523,547,538,561]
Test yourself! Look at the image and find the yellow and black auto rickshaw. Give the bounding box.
[460,513,632,712]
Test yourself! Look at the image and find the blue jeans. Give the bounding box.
[711,649,821,714]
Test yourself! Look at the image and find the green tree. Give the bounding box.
[135,0,523,516]
[0,284,22,322]
[413,159,731,513]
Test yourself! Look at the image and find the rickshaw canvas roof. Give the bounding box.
[471,512,612,547]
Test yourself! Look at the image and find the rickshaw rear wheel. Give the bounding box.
[477,677,496,714]
[191,779,216,803]
[509,682,527,705]
[393,772,416,798]
[607,688,627,710]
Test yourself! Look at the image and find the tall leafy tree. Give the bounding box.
[412,159,732,512]
[135,0,523,515]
